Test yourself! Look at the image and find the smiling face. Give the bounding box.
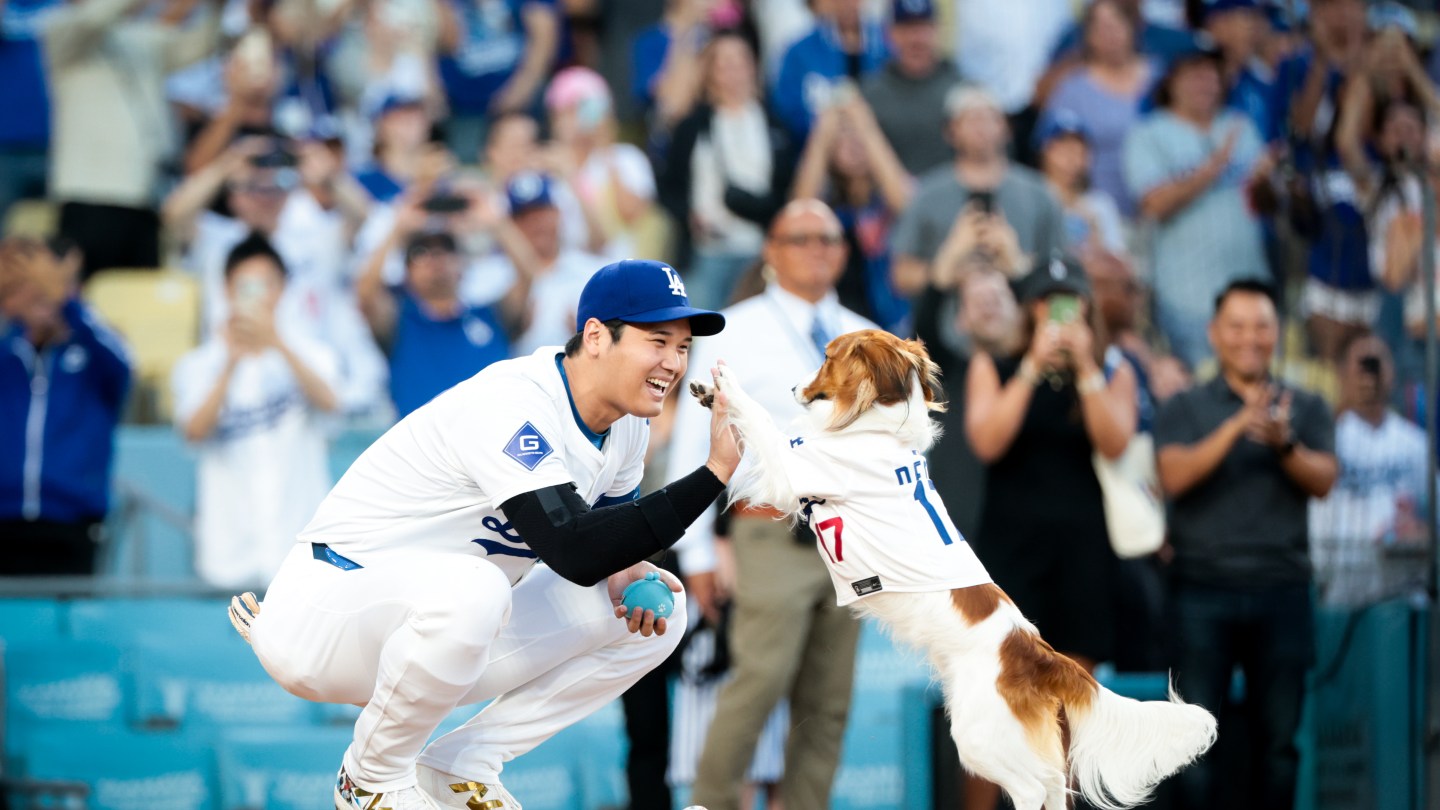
[594,319,694,420]
[1209,289,1277,383]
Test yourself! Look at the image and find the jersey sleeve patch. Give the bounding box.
[504,422,555,471]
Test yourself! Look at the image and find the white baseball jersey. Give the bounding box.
[298,347,649,584]
[773,428,993,606]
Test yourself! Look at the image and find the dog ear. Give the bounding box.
[906,339,948,412]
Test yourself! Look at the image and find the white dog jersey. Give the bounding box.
[297,347,648,584]
[773,430,992,606]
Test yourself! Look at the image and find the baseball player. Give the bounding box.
[228,259,740,810]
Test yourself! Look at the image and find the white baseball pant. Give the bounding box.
[250,543,686,791]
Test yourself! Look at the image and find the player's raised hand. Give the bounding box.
[704,362,743,485]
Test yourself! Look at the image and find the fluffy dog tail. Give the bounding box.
[1050,654,1216,807]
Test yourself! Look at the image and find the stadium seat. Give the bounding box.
[18,726,215,810]
[215,726,351,810]
[128,637,311,730]
[83,269,200,422]
[0,599,68,646]
[3,640,129,774]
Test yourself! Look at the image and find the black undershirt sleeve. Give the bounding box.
[499,465,726,587]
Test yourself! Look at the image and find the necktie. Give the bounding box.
[810,314,831,362]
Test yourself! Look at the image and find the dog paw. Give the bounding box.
[689,381,715,409]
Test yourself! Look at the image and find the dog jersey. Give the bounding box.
[298,347,648,585]
[775,430,992,606]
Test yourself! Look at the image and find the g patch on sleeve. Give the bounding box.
[504,422,555,470]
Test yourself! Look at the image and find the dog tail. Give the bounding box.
[1063,670,1217,808]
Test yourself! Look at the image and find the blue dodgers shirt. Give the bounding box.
[438,0,556,115]
[0,0,63,147]
[388,290,510,417]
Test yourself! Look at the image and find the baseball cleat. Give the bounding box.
[335,764,440,810]
[416,763,523,809]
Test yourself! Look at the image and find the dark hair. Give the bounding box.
[1212,278,1276,315]
[223,232,288,282]
[1152,50,1223,110]
[563,318,627,356]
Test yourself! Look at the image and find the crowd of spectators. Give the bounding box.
[2,0,1439,807]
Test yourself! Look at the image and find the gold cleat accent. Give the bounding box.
[449,782,504,809]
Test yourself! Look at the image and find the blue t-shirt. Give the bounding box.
[631,23,671,110]
[388,290,510,417]
[772,21,890,140]
[438,0,555,114]
[0,0,63,147]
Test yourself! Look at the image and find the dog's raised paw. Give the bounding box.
[689,381,715,409]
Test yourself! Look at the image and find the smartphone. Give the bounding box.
[235,276,268,315]
[970,190,995,215]
[421,193,471,213]
[249,143,298,169]
[1359,355,1382,376]
[1048,294,1080,324]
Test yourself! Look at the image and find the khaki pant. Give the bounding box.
[691,516,861,810]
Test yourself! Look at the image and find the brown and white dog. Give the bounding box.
[693,329,1216,810]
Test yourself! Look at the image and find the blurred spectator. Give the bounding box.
[182,29,283,176]
[1040,0,1156,216]
[792,94,913,332]
[1088,249,1190,408]
[1269,0,1378,362]
[0,0,63,222]
[1369,114,1440,350]
[1154,280,1337,810]
[1035,109,1128,256]
[770,0,889,140]
[963,255,1136,809]
[891,86,1065,297]
[357,191,537,416]
[952,0,1072,120]
[912,261,1023,538]
[1123,45,1269,369]
[353,95,435,204]
[543,66,660,261]
[172,234,339,588]
[632,0,729,138]
[1049,0,1195,69]
[965,255,1135,673]
[464,171,602,355]
[858,0,962,176]
[1310,332,1430,607]
[673,200,872,810]
[481,110,606,255]
[436,0,559,163]
[42,0,220,280]
[1202,0,1278,140]
[163,136,387,418]
[0,237,130,575]
[659,31,797,310]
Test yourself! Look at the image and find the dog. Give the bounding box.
[692,329,1216,810]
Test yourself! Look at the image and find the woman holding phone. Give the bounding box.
[964,254,1138,674]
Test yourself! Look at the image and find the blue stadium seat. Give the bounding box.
[0,598,67,646]
[3,640,129,774]
[128,637,312,729]
[67,598,231,647]
[215,726,351,810]
[19,727,215,810]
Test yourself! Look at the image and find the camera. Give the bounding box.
[421,193,471,214]
[249,145,298,169]
[970,189,996,215]
[1359,355,1382,376]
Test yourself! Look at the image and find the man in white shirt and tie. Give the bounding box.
[669,198,878,810]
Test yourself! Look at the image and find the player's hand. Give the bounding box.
[704,362,743,485]
[609,562,683,637]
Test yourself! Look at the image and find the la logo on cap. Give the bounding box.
[660,264,686,298]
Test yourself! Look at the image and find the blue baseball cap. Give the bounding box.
[506,171,556,215]
[372,93,425,121]
[1203,0,1262,21]
[1033,108,1090,149]
[892,0,934,24]
[575,259,726,336]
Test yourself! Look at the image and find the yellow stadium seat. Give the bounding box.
[3,199,58,239]
[83,269,200,422]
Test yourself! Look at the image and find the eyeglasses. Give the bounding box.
[773,232,845,247]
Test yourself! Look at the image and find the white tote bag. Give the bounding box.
[1093,433,1165,559]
